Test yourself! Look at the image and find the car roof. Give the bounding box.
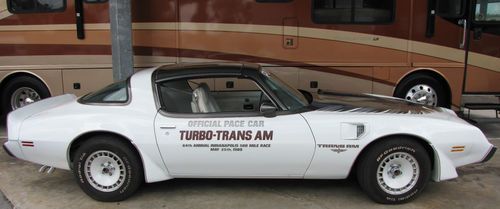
[154,62,261,83]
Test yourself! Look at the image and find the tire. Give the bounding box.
[73,136,143,202]
[0,76,51,113]
[356,138,431,204]
[394,74,449,108]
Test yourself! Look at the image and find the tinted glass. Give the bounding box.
[80,80,129,104]
[256,0,292,2]
[158,77,275,114]
[8,0,65,13]
[158,79,196,113]
[475,0,500,22]
[437,0,465,18]
[313,0,394,24]
[260,70,308,111]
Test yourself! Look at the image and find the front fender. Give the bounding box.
[431,146,458,181]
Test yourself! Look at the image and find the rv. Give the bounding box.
[0,0,499,113]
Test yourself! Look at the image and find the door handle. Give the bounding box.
[160,125,176,129]
[459,19,467,49]
[243,104,254,110]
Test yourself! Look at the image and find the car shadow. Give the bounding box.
[130,176,371,203]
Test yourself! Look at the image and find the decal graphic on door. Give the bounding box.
[179,120,273,152]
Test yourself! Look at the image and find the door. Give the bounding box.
[412,0,467,67]
[465,0,500,93]
[407,0,469,106]
[153,76,315,177]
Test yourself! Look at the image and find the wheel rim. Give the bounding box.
[377,152,420,195]
[10,87,41,110]
[84,150,126,192]
[404,84,437,106]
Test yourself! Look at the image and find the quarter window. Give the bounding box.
[312,0,395,24]
[79,80,129,104]
[7,0,66,13]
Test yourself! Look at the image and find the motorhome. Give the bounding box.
[0,0,499,113]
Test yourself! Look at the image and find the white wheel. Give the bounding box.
[84,150,127,192]
[376,152,420,195]
[357,138,431,204]
[73,136,143,202]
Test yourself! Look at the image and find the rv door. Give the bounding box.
[464,0,500,94]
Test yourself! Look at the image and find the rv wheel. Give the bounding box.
[394,74,449,107]
[1,76,50,112]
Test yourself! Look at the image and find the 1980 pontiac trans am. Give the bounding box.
[3,63,496,204]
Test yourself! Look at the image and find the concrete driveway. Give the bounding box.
[0,112,499,209]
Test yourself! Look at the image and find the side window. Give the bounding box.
[7,0,66,13]
[256,0,292,2]
[158,77,274,114]
[312,0,395,24]
[475,0,500,22]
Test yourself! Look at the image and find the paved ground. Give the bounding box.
[0,193,11,209]
[0,110,498,209]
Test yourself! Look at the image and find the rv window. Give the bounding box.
[256,0,293,2]
[436,0,466,18]
[474,0,500,22]
[84,0,108,3]
[312,0,395,24]
[7,0,66,13]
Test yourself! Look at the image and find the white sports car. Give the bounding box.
[3,63,496,204]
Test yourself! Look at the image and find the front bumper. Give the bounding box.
[481,146,497,163]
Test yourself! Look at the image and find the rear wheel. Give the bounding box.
[394,74,449,107]
[73,136,143,202]
[1,76,50,113]
[357,138,431,204]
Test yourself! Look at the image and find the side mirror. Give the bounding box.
[298,89,313,104]
[436,0,466,19]
[260,102,277,117]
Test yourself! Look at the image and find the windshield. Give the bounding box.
[260,70,309,111]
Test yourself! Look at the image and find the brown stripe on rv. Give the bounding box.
[0,43,395,86]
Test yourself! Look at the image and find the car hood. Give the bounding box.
[311,90,443,115]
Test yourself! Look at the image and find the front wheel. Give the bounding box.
[73,136,143,202]
[357,138,431,204]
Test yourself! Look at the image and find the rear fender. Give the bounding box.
[7,94,76,141]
